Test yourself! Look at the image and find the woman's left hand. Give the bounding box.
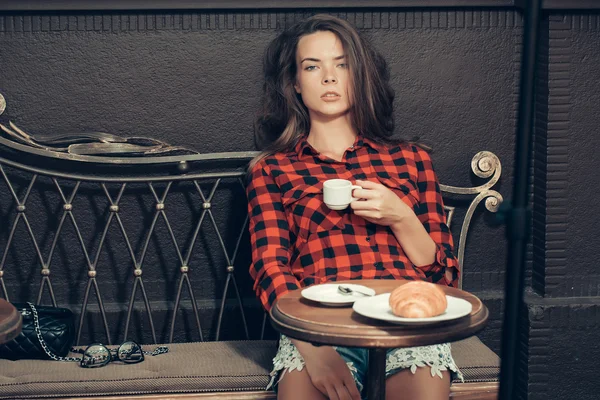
[350,180,415,227]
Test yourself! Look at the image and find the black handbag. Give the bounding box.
[0,302,75,360]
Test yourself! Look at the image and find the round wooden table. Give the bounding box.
[270,279,489,400]
[0,298,21,345]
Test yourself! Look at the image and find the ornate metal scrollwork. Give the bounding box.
[0,120,201,158]
[0,94,257,165]
[440,151,504,290]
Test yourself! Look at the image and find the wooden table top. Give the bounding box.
[0,298,21,345]
[270,279,489,348]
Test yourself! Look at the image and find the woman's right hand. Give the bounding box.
[292,339,362,400]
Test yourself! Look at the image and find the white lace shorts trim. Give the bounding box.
[267,335,464,392]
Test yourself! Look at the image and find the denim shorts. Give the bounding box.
[267,335,463,399]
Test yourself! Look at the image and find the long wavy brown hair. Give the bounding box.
[250,14,415,169]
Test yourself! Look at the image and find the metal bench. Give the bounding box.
[0,126,502,399]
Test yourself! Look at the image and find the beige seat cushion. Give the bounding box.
[452,336,500,383]
[0,337,498,399]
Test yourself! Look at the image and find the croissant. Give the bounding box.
[389,281,448,318]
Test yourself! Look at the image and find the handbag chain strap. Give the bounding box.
[27,302,80,361]
[27,302,169,362]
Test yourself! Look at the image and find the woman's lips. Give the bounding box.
[321,92,341,102]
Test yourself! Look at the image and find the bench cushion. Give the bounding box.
[0,337,498,399]
[451,336,501,383]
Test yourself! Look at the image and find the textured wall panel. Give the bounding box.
[565,13,600,297]
[0,10,525,32]
[531,15,549,296]
[571,13,600,30]
[533,15,571,297]
[526,301,600,400]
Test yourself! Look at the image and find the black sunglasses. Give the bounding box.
[72,341,145,368]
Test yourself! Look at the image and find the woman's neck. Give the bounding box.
[307,115,357,162]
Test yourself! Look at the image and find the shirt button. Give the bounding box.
[366,237,371,242]
[349,146,354,150]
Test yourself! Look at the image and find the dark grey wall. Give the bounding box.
[567,18,600,294]
[0,5,599,399]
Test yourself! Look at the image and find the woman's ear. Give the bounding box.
[294,81,301,94]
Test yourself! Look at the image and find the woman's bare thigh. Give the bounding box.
[385,368,451,400]
[277,368,328,400]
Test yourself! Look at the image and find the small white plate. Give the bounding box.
[301,283,377,306]
[352,293,472,324]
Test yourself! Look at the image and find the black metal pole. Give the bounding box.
[499,1,542,399]
[366,349,387,400]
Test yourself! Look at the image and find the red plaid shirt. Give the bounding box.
[247,135,459,312]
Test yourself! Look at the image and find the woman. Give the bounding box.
[247,14,462,400]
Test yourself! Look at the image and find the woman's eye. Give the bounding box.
[338,63,348,68]
[305,65,317,71]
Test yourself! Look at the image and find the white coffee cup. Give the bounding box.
[323,179,362,210]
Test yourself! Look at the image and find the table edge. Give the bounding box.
[270,302,490,348]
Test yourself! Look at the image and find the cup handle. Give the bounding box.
[350,185,362,202]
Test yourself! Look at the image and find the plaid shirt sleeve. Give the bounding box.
[412,146,460,287]
[247,162,301,312]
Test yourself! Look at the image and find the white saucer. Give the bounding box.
[301,283,376,307]
[352,293,472,324]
